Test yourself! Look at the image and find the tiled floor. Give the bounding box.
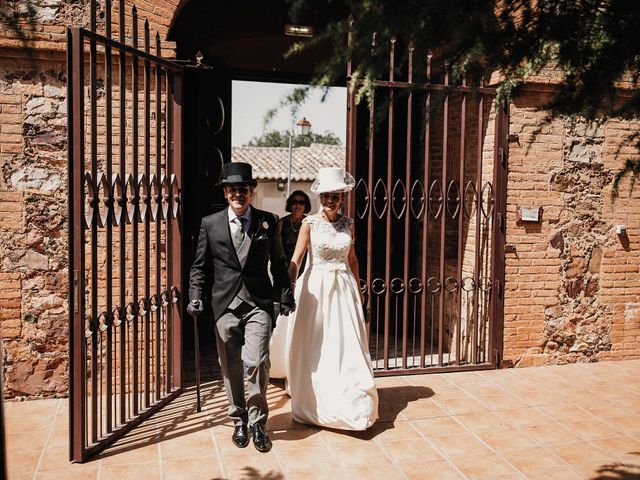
[5,359,640,479]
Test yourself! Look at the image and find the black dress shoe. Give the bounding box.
[232,425,249,448]
[250,424,272,453]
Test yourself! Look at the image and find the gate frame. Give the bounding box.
[67,7,184,461]
[346,55,509,376]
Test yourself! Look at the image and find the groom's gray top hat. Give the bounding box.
[221,161,257,186]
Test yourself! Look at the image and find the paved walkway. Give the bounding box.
[5,359,640,479]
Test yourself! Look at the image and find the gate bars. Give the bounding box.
[67,0,183,462]
[347,37,507,375]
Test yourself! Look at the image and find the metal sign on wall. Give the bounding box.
[346,37,508,375]
[67,0,184,462]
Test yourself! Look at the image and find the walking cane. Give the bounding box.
[190,299,202,413]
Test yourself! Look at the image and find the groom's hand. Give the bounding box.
[187,298,204,318]
[280,302,295,316]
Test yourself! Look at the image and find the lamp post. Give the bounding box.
[287,117,312,197]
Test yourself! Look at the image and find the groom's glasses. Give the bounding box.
[226,185,250,194]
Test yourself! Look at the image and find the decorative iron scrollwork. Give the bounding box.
[391,179,407,219]
[481,181,495,219]
[371,278,387,295]
[478,276,492,292]
[84,172,96,229]
[463,181,477,219]
[428,180,443,219]
[170,174,180,219]
[426,276,441,293]
[111,173,125,226]
[95,173,111,228]
[460,276,475,292]
[372,178,388,219]
[138,298,149,316]
[354,178,370,219]
[170,286,180,303]
[410,180,425,219]
[98,311,109,332]
[148,174,160,221]
[112,307,123,327]
[124,173,137,225]
[408,277,423,294]
[444,276,459,293]
[160,174,171,220]
[390,277,405,294]
[446,180,460,219]
[125,302,136,322]
[137,174,150,222]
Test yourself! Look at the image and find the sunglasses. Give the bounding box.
[226,185,250,194]
[291,199,306,206]
[320,193,342,202]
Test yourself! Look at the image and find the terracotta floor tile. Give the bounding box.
[400,458,465,480]
[519,423,584,445]
[101,462,162,480]
[410,416,468,437]
[404,374,454,388]
[400,399,450,420]
[5,413,55,435]
[429,385,473,401]
[275,446,339,473]
[161,456,222,480]
[269,426,324,449]
[500,446,569,473]
[563,418,623,441]
[603,416,640,436]
[550,441,615,466]
[158,430,215,460]
[574,461,640,479]
[38,446,99,473]
[474,428,539,452]
[475,394,522,411]
[590,435,640,459]
[99,442,160,466]
[379,438,443,463]
[10,398,61,415]
[284,469,344,480]
[342,465,406,480]
[450,452,521,479]
[378,385,433,405]
[6,449,41,478]
[328,443,393,468]
[220,449,283,479]
[457,382,508,397]
[496,408,552,427]
[375,376,411,388]
[513,390,564,407]
[454,411,513,431]
[376,401,408,422]
[367,419,422,442]
[318,427,379,446]
[537,404,592,423]
[437,397,490,416]
[34,468,100,480]
[523,469,583,480]
[6,430,49,453]
[428,433,492,458]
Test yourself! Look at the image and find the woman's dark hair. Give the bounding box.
[285,190,311,213]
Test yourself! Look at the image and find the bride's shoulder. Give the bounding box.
[339,215,354,227]
[303,214,321,224]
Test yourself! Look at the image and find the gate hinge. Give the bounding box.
[493,348,501,367]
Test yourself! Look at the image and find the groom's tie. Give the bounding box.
[231,217,246,251]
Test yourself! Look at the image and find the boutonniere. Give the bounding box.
[254,219,270,240]
[261,220,269,230]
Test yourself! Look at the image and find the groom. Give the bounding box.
[188,161,295,453]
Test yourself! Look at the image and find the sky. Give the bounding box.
[231,80,346,147]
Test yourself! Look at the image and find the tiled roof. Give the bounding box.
[231,143,345,181]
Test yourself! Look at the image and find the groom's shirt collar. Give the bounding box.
[227,206,252,226]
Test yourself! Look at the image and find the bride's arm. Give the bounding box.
[347,224,364,305]
[288,221,310,284]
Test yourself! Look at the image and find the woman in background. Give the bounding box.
[269,190,311,379]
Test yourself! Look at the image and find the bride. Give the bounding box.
[271,167,378,430]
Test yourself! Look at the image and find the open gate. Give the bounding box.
[346,39,508,375]
[67,0,183,462]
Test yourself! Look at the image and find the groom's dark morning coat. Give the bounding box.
[188,205,294,323]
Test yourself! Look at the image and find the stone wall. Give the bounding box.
[0,0,178,398]
[503,88,640,366]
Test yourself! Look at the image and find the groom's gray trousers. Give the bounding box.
[214,299,271,428]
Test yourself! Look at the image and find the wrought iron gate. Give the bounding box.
[67,0,183,462]
[347,39,508,375]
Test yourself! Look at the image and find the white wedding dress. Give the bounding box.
[270,215,378,430]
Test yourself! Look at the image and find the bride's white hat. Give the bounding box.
[310,167,355,194]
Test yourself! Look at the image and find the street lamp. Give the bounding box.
[287,117,312,197]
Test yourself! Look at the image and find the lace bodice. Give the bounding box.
[303,215,353,269]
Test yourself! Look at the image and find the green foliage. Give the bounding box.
[245,130,342,147]
[285,0,640,195]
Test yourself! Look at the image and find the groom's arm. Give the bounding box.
[189,218,212,302]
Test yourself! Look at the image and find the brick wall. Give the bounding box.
[503,88,640,366]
